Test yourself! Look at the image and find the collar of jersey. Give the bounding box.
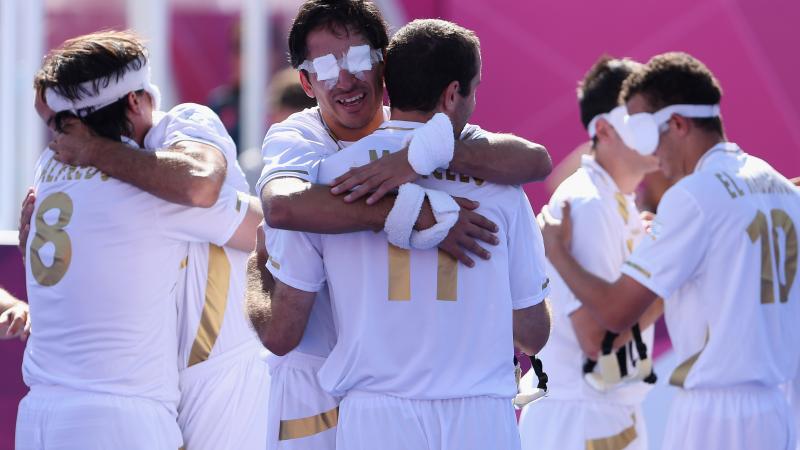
[694,141,741,171]
[580,153,630,200]
[378,119,424,131]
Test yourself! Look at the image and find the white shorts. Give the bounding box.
[337,391,520,450]
[178,339,271,450]
[518,397,646,450]
[266,351,340,450]
[15,385,182,450]
[663,385,796,450]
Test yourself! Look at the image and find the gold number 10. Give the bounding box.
[746,209,797,303]
[387,245,458,301]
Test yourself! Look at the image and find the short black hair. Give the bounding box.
[39,30,148,141]
[621,52,724,135]
[288,0,389,68]
[577,55,640,129]
[385,19,480,112]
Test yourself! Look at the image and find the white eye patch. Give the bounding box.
[298,45,383,89]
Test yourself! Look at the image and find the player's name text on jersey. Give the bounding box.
[38,155,110,185]
[714,171,794,199]
[369,149,485,186]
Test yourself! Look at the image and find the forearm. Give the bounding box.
[91,141,225,207]
[449,133,552,184]
[245,253,274,343]
[262,180,395,233]
[0,288,20,311]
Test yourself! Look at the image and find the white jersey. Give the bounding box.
[266,120,550,399]
[538,154,654,405]
[23,146,247,408]
[145,104,258,368]
[621,142,800,389]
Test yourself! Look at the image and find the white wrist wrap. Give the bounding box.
[410,189,459,249]
[384,183,426,249]
[405,112,455,175]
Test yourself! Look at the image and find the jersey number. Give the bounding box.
[746,209,797,303]
[29,192,74,286]
[388,245,458,301]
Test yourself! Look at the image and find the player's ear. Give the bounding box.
[670,114,691,137]
[595,118,615,144]
[127,91,143,114]
[441,80,460,114]
[298,70,316,99]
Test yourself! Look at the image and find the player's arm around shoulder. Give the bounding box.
[0,288,30,341]
[49,116,227,208]
[450,129,552,185]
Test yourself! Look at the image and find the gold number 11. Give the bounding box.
[746,209,797,303]
[387,245,458,301]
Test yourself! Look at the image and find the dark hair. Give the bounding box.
[384,19,480,112]
[38,30,148,141]
[620,52,724,134]
[577,55,640,129]
[288,0,389,69]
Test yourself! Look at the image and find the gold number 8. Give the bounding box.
[29,192,74,286]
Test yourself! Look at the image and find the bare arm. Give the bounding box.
[539,203,657,333]
[50,120,227,207]
[245,251,315,356]
[571,298,664,358]
[224,195,264,252]
[792,177,800,187]
[513,300,552,356]
[449,133,552,184]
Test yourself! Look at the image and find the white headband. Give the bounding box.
[45,60,161,117]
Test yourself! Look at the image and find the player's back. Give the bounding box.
[646,143,800,389]
[24,147,244,407]
[316,121,549,399]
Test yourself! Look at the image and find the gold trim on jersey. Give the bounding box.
[269,256,281,270]
[376,126,416,131]
[585,414,637,450]
[623,261,651,279]
[614,192,629,223]
[188,245,231,367]
[388,244,411,300]
[278,406,339,441]
[180,256,188,269]
[436,250,458,301]
[669,328,710,388]
[262,169,310,180]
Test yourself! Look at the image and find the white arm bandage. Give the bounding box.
[44,60,162,117]
[384,183,426,249]
[409,189,459,249]
[405,112,455,176]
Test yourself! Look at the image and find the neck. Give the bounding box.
[684,131,725,174]
[321,107,384,142]
[130,124,151,148]
[389,108,435,123]
[594,150,644,194]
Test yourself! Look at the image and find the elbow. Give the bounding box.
[261,333,300,357]
[186,177,223,208]
[262,195,294,229]
[603,313,630,334]
[530,144,553,181]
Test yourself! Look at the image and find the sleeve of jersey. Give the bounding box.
[157,184,248,246]
[255,123,327,195]
[561,200,622,316]
[264,227,326,293]
[620,186,709,300]
[161,104,238,167]
[459,123,490,141]
[507,191,550,310]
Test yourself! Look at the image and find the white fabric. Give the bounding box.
[534,155,654,405]
[23,147,247,409]
[619,104,720,155]
[409,188,460,249]
[297,45,383,89]
[15,386,183,450]
[384,183,426,249]
[45,60,162,116]
[519,398,647,450]
[265,352,341,450]
[662,386,795,450]
[271,120,550,400]
[621,142,800,390]
[337,392,520,450]
[405,112,455,175]
[146,103,249,193]
[178,341,270,450]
